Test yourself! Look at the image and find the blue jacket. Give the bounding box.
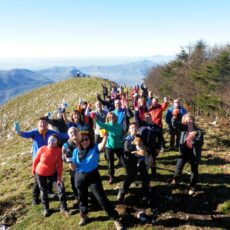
[165,106,187,125]
[20,129,68,160]
[113,108,133,133]
[72,144,99,173]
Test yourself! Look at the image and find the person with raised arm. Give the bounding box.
[70,131,123,229]
[14,116,68,205]
[95,112,125,184]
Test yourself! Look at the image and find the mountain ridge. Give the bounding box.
[0,59,156,105]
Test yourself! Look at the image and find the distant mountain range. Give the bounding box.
[81,59,156,85]
[0,57,172,105]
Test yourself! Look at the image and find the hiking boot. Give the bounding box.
[188,187,196,195]
[79,215,88,226]
[43,209,49,217]
[117,190,125,202]
[114,220,123,230]
[60,208,70,217]
[167,179,177,187]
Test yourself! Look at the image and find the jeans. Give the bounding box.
[75,169,118,220]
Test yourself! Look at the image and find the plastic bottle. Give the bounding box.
[47,112,52,119]
[62,99,68,108]
[14,121,21,134]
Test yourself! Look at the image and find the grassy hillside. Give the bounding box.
[0,77,229,229]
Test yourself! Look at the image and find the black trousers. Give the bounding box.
[36,173,67,210]
[159,127,165,148]
[173,149,199,187]
[95,134,102,144]
[169,128,180,148]
[32,176,40,201]
[32,176,53,201]
[105,148,125,177]
[75,169,118,220]
[70,170,79,199]
[122,157,150,196]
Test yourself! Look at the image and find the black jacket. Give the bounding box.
[179,125,204,161]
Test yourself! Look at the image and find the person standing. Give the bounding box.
[101,83,109,100]
[32,134,69,217]
[169,114,204,195]
[95,112,125,184]
[148,97,168,151]
[96,112,125,184]
[62,127,79,206]
[113,99,133,134]
[117,122,150,203]
[165,99,187,150]
[46,107,68,133]
[85,100,108,144]
[70,131,123,229]
[15,116,68,205]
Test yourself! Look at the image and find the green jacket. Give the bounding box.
[96,120,124,149]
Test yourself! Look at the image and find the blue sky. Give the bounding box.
[0,0,229,58]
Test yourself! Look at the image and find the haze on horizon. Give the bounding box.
[0,0,229,60]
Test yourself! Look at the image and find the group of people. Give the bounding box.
[14,81,204,229]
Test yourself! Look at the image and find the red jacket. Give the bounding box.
[32,146,63,180]
[148,102,168,128]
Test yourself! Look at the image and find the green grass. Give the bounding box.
[218,200,230,215]
[0,77,230,229]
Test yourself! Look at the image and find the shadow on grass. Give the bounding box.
[100,173,126,184]
[200,154,230,166]
[112,170,230,229]
[155,216,230,229]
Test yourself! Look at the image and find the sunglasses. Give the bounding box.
[49,138,57,143]
[81,138,90,143]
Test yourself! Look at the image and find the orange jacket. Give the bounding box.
[32,146,62,180]
[148,102,168,128]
